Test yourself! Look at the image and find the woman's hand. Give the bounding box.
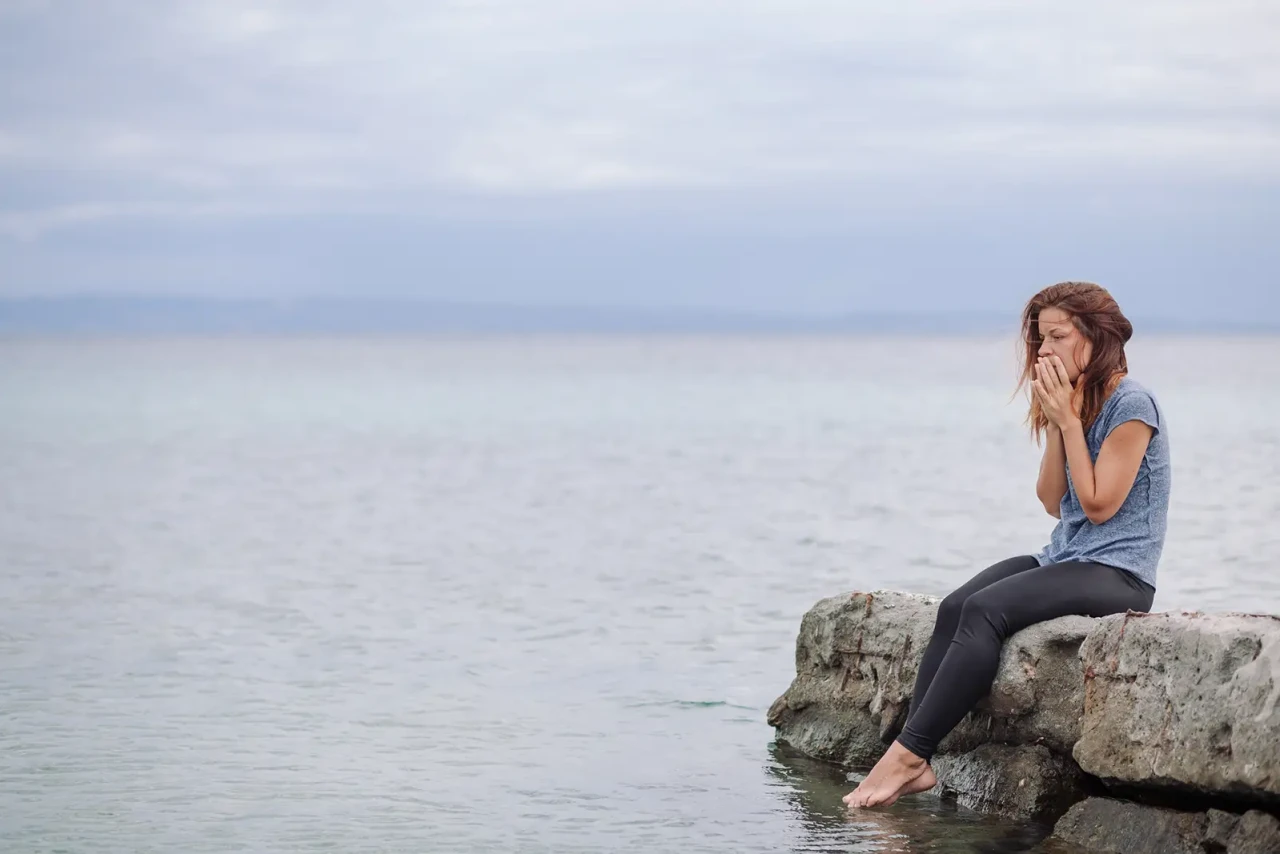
[1032,355,1081,430]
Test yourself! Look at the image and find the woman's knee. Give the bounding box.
[936,590,968,627]
[957,590,1005,631]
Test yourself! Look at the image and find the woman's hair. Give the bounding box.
[1018,281,1133,442]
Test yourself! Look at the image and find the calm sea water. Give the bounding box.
[2,335,1277,853]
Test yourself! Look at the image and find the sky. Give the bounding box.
[1,0,1278,319]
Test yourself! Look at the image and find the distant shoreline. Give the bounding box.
[1,297,1275,336]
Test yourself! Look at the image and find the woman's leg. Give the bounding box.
[896,561,1156,763]
[905,555,1042,727]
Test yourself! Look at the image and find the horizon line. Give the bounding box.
[1,294,1276,335]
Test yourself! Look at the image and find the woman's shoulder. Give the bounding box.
[1112,375,1160,403]
[1105,375,1166,432]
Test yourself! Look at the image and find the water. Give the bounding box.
[2,335,1277,853]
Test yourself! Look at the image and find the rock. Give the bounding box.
[1050,797,1209,854]
[931,743,1093,821]
[768,588,1280,836]
[939,615,1096,756]
[766,590,939,766]
[1222,809,1280,854]
[1074,611,1280,807]
[1205,808,1243,851]
[1050,798,1280,854]
[1200,808,1280,854]
[768,589,1096,767]
[1198,808,1280,854]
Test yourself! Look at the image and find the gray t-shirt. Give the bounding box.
[1034,376,1170,589]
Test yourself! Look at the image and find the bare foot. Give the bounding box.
[842,741,931,809]
[890,764,936,800]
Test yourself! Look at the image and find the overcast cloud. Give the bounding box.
[1,0,1277,317]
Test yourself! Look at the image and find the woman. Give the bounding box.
[844,281,1171,809]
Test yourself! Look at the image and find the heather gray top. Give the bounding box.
[1034,376,1170,589]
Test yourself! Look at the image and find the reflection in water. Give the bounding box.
[764,743,1066,853]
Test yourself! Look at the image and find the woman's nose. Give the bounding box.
[1038,343,1052,357]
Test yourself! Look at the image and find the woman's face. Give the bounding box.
[1036,306,1092,383]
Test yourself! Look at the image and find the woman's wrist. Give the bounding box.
[1056,416,1083,434]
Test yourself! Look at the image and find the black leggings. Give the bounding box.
[895,555,1156,763]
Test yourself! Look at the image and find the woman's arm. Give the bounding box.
[1036,424,1067,518]
[1060,420,1153,525]
[1032,354,1155,525]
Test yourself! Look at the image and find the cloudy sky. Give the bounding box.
[1,0,1277,319]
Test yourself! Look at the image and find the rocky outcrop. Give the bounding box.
[765,590,939,767]
[1050,798,1280,854]
[1074,610,1280,806]
[929,743,1093,820]
[768,589,1280,842]
[764,591,1097,771]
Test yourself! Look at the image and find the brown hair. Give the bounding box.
[1018,281,1132,442]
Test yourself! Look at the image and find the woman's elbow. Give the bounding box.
[1037,488,1065,518]
[1083,502,1119,525]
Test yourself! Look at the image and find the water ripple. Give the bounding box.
[1,336,1275,853]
